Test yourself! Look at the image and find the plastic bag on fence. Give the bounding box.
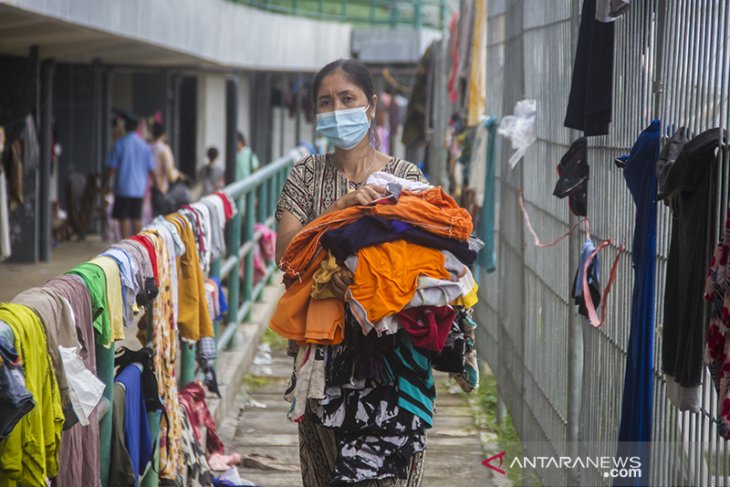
[498,99,537,169]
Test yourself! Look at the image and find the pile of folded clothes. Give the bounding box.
[271,172,483,428]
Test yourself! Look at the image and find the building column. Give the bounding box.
[39,59,55,261]
[225,75,239,184]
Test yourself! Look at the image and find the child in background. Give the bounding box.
[200,146,224,195]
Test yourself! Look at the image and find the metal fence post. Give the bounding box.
[210,257,221,344]
[224,75,241,348]
[243,191,256,312]
[179,341,196,387]
[226,200,242,347]
[141,309,159,487]
[257,181,268,223]
[96,341,115,487]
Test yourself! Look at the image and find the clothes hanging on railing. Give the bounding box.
[553,137,589,217]
[466,0,486,127]
[401,45,433,153]
[101,247,140,329]
[89,256,126,342]
[572,238,601,318]
[178,381,224,456]
[656,126,690,199]
[564,0,615,136]
[0,320,34,439]
[166,214,214,342]
[595,0,631,22]
[0,303,64,487]
[456,0,475,102]
[661,127,725,411]
[66,262,115,348]
[178,407,214,487]
[0,190,237,486]
[44,274,101,487]
[11,287,90,427]
[141,226,183,481]
[615,120,660,487]
[476,116,498,274]
[705,206,730,438]
[110,364,152,487]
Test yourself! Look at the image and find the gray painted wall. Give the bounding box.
[1,0,352,70]
[196,73,227,173]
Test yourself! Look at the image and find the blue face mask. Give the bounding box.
[316,104,371,150]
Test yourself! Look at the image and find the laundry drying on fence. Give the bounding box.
[0,190,251,487]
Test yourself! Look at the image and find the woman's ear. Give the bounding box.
[369,94,378,120]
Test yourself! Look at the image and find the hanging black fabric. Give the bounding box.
[661,128,725,410]
[553,136,589,216]
[564,0,615,136]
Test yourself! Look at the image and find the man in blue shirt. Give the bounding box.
[104,114,155,238]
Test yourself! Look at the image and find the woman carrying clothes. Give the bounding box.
[275,59,429,486]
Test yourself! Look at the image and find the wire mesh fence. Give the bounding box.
[475,0,730,485]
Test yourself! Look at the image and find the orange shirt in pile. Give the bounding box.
[347,240,451,324]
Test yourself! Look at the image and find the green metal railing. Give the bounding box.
[208,147,306,351]
[231,0,450,30]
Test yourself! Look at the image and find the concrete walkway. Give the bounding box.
[0,235,107,301]
[221,345,503,487]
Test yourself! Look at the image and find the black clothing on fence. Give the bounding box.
[661,128,725,402]
[564,0,615,136]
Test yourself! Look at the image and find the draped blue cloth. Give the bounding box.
[614,119,660,486]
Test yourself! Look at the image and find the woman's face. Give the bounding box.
[316,69,376,119]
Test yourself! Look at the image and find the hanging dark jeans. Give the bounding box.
[564,0,615,136]
[614,120,659,487]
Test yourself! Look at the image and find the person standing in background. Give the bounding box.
[236,132,259,181]
[150,122,181,195]
[103,113,155,238]
[200,146,224,195]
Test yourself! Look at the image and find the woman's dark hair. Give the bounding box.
[312,58,381,149]
[152,121,166,139]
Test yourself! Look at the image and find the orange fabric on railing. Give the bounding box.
[279,187,473,284]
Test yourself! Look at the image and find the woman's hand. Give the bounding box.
[333,184,386,210]
[329,269,353,300]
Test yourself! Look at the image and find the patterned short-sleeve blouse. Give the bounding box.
[275,153,428,226]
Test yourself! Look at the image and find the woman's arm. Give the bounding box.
[275,210,303,264]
